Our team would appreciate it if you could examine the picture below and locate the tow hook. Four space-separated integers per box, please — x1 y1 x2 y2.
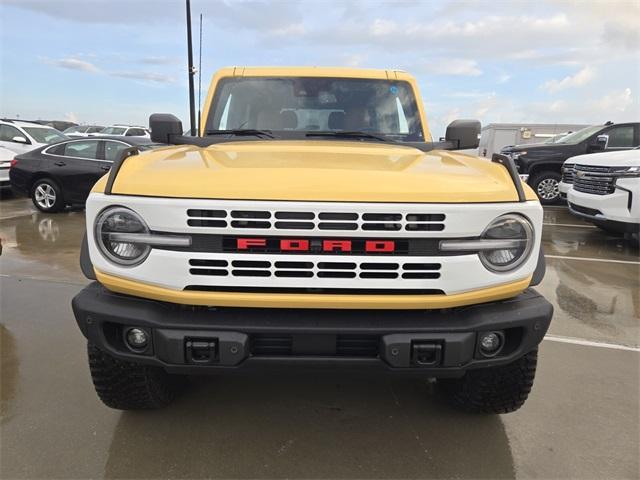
185 339 217 364
411 342 443 366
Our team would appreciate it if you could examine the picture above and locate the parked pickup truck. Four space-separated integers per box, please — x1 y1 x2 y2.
72 67 552 413
566 149 640 240
502 122 640 204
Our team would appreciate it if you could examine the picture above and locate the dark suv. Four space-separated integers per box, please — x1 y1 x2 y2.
501 122 640 204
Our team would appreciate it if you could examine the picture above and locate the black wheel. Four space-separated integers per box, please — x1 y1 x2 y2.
87 343 178 410
530 171 562 205
439 349 538 414
31 178 65 213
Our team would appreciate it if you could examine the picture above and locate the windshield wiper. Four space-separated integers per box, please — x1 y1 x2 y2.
206 129 276 139
305 131 395 143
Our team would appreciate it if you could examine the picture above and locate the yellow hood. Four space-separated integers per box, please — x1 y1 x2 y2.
95 140 536 203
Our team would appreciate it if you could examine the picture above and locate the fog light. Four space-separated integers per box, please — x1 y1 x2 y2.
479 331 503 356
126 328 148 349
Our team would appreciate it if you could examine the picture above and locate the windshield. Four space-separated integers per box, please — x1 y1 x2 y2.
22 127 66 144
554 125 602 144
138 143 163 151
206 77 424 141
63 126 85 134
101 127 127 135
544 134 569 144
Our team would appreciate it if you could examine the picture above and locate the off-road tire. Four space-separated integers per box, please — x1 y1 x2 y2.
440 349 538 414
87 342 178 410
530 171 562 205
31 178 65 213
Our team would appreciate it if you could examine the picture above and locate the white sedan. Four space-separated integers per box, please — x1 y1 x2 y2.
0 145 14 190
0 120 67 155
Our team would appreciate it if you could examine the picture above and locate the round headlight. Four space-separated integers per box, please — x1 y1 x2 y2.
94 207 151 266
479 214 534 272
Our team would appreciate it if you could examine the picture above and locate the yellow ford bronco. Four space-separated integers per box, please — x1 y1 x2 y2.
73 67 552 412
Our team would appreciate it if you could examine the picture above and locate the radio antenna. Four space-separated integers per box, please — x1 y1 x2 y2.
185 0 196 136
198 13 203 136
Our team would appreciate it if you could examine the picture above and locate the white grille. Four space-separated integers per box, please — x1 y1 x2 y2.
186 209 445 232
189 258 441 280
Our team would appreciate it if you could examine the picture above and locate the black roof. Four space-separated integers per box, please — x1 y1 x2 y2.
88 135 155 145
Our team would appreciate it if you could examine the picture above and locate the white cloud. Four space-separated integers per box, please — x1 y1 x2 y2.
268 23 306 37
43 57 100 74
541 66 595 93
561 0 640 50
498 88 637 127
341 53 368 68
139 56 180 65
595 88 633 112
110 72 176 84
64 112 79 123
497 74 511 84
419 59 482 77
41 56 176 85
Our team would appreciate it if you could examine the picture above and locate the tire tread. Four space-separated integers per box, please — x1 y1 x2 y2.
87 343 176 410
440 349 538 414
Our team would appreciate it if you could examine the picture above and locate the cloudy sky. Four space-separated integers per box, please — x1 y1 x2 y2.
1 0 638 137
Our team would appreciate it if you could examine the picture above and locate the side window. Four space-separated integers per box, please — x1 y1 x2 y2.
64 141 99 159
606 126 635 148
395 97 409 134
88 127 103 133
0 124 24 141
104 141 129 162
126 128 145 136
47 143 66 155
218 94 233 130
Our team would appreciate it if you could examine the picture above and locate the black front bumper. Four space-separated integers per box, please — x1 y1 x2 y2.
72 283 553 376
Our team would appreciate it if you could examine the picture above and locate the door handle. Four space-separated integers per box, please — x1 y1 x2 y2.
54 161 66 166
100 165 110 171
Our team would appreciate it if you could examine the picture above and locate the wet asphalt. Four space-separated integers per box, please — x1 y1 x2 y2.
0 195 638 479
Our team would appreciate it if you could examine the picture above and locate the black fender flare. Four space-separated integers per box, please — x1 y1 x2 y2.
80 232 96 280
530 247 546 286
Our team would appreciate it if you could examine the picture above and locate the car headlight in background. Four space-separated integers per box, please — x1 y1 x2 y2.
95 207 152 266
504 151 526 161
440 214 534 273
612 166 640 178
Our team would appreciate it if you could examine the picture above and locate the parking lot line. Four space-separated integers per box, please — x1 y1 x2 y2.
544 334 640 352
543 222 596 228
545 254 640 265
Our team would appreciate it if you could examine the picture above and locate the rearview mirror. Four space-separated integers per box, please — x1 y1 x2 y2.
590 134 608 152
445 120 481 149
149 113 183 144
11 136 28 144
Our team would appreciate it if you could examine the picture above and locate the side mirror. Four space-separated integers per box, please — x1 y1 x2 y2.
149 113 183 144
590 134 608 152
445 119 481 149
12 136 28 144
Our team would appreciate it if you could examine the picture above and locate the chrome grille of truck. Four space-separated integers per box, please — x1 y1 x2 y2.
561 163 575 184
573 165 616 195
187 209 446 232
189 258 441 280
